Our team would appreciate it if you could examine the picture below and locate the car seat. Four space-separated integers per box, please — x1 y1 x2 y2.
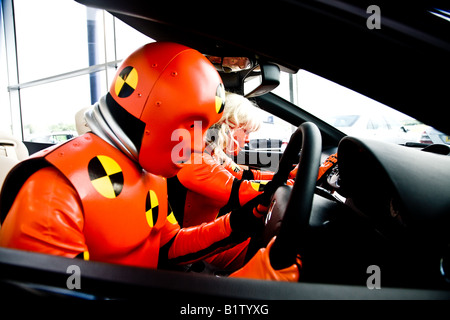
0 130 29 201
75 106 92 135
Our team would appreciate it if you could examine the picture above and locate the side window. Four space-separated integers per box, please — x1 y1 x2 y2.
6 0 153 144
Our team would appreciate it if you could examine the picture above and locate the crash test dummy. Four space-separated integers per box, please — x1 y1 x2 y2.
0 42 299 281
168 92 336 270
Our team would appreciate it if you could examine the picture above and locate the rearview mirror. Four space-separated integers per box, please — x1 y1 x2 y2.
243 63 280 98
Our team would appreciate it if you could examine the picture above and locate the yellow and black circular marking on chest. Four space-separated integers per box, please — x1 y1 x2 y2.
215 83 225 114
115 66 138 98
88 155 124 199
251 180 269 192
145 190 159 227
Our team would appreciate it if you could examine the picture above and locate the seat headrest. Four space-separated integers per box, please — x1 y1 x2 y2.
75 106 93 135
0 131 29 160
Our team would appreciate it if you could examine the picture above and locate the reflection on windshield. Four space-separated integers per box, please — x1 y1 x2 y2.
328 115 360 128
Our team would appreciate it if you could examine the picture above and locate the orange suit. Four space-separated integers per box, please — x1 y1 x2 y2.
0 133 239 268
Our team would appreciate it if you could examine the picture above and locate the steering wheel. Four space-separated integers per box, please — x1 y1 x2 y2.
263 122 322 270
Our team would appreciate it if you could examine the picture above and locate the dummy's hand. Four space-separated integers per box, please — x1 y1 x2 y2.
229 194 265 236
258 180 276 207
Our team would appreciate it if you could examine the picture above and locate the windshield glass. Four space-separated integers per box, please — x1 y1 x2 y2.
272 69 449 146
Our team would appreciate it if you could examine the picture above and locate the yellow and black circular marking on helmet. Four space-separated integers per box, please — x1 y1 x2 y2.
115 66 138 98
88 155 124 199
251 180 269 192
215 83 225 114
145 190 159 227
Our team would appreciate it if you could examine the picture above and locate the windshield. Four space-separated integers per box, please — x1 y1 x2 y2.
328 115 360 128
271 70 449 146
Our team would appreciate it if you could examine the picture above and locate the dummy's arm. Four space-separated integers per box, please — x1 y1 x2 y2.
177 153 265 209
164 203 301 282
221 159 274 180
163 195 265 266
223 158 296 184
164 214 238 265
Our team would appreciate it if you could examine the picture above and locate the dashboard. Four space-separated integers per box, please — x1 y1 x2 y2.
303 136 450 287
336 137 450 241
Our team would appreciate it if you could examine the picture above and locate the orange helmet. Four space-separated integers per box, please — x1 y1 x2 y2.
106 42 225 177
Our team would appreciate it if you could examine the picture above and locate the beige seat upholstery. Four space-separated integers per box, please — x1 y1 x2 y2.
0 130 29 195
75 106 92 135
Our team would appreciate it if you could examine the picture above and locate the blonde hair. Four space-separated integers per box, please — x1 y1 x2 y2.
206 91 261 164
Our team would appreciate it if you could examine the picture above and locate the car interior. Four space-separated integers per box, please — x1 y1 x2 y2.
1 0 450 301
